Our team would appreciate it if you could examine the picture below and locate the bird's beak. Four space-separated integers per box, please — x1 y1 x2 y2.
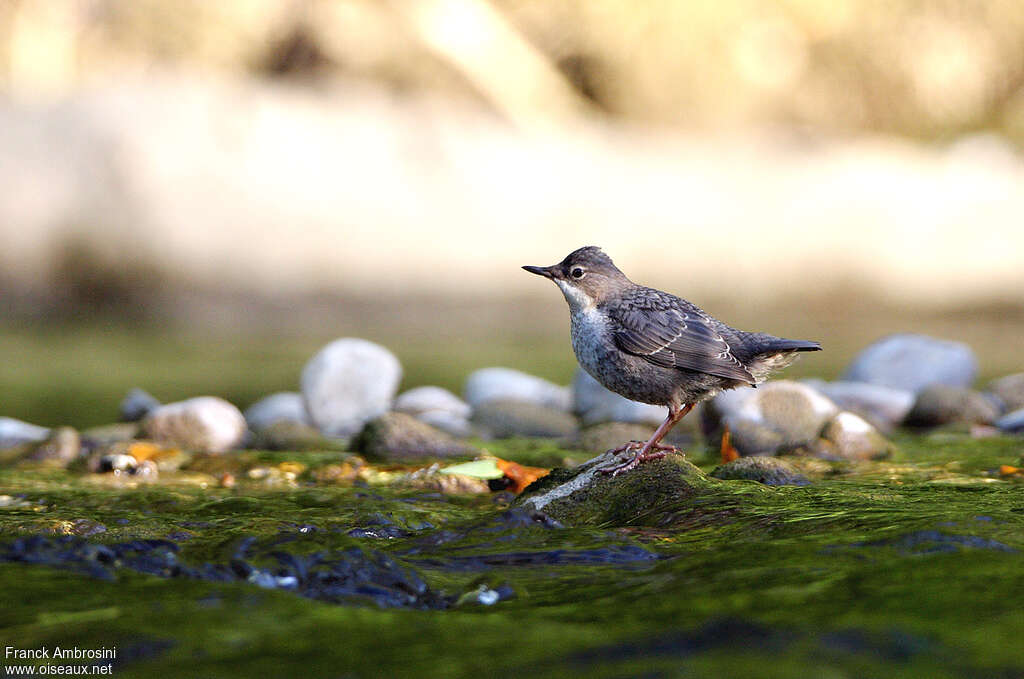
522 264 557 279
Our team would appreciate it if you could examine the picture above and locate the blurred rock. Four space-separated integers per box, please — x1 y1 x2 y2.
464 368 570 412
573 421 694 454
572 368 669 426
711 456 809 486
244 392 310 430
142 397 247 453
25 427 81 466
249 420 348 452
903 385 1000 428
471 399 578 439
842 334 977 393
995 408 1024 434
394 386 472 437
986 373 1024 413
702 381 838 456
80 423 139 450
819 412 892 460
301 338 402 437
574 422 655 454
0 417 50 449
356 412 476 462
809 380 914 433
119 388 161 422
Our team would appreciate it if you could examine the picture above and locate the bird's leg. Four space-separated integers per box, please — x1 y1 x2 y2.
599 403 694 476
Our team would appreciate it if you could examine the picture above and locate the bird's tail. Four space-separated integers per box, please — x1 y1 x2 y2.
762 338 822 353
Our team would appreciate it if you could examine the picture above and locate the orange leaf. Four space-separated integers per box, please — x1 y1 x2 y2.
720 426 740 463
495 458 550 494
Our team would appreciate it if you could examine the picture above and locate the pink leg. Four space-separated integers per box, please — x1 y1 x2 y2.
599 403 694 476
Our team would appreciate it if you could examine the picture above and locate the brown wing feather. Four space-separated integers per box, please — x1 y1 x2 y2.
606 288 755 384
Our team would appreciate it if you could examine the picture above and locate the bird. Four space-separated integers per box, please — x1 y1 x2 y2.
523 246 821 476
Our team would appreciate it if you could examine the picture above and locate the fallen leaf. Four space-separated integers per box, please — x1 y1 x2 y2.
720 427 740 463
495 459 549 494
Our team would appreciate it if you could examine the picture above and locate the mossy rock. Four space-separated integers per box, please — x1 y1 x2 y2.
515 451 735 527
710 455 810 486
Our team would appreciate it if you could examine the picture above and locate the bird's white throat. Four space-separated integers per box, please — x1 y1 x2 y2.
555 278 595 312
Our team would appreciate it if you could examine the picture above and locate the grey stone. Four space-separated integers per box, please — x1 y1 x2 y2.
572 368 667 426
574 422 657 454
394 386 470 418
301 338 402 437
81 423 139 448
811 381 914 433
702 381 839 455
244 392 310 431
903 385 1000 428
0 417 50 449
142 396 247 453
394 386 472 436
119 388 160 422
471 399 578 439
25 427 81 465
995 408 1024 433
356 412 477 462
463 368 570 412
819 412 892 460
987 373 1024 413
711 456 809 486
249 420 348 452
842 334 977 393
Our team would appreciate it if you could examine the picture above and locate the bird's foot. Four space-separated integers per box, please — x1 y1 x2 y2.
598 442 685 477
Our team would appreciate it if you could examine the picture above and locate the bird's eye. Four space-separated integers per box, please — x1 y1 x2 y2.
571 267 585 279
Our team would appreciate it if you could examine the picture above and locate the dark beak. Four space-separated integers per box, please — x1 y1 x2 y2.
522 264 556 279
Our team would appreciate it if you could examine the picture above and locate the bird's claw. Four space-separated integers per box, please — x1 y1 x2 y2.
598 442 685 476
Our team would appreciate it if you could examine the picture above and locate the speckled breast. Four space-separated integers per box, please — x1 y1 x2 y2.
569 307 678 406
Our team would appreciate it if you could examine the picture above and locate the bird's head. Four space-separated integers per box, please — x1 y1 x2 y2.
523 246 631 311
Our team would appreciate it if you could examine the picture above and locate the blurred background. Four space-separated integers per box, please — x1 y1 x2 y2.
2 0 1023 427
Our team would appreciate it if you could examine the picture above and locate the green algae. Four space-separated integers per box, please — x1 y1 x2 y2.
2 434 1024 678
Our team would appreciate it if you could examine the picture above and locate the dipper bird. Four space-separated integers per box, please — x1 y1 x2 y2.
523 246 821 476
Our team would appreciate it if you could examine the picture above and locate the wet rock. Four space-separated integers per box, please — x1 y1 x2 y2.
0 416 50 449
809 381 914 433
394 386 472 437
819 412 893 460
572 368 667 426
25 427 81 466
95 453 139 473
903 385 1000 428
842 334 977 393
995 408 1024 434
403 465 491 494
89 441 189 473
301 338 402 437
516 451 718 526
471 399 578 439
141 397 247 453
249 420 348 452
986 373 1024 413
711 456 810 486
244 392 310 430
463 368 571 412
356 412 477 462
702 381 838 456
119 388 161 422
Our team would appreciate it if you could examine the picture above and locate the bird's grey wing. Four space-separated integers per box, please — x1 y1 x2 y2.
606 291 755 384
